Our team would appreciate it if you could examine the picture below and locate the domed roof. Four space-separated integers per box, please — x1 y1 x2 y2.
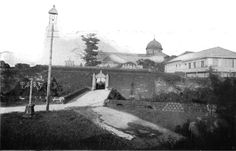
146 38 163 50
48 5 58 15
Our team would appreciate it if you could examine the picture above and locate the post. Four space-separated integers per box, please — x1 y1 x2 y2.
105 74 109 90
46 23 54 111
92 73 96 90
24 78 35 117
29 79 33 105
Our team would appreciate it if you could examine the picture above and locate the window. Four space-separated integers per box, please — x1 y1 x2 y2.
232 59 234 68
188 63 191 69
213 58 218 67
193 62 196 68
201 61 205 67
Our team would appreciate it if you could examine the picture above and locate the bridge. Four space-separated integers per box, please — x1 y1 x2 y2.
65 89 111 107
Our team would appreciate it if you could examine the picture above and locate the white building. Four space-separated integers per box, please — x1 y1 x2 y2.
165 47 236 77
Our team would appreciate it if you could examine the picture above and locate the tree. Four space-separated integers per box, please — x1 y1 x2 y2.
15 63 30 70
81 33 101 66
137 59 155 69
137 59 165 72
0 61 17 97
0 61 10 69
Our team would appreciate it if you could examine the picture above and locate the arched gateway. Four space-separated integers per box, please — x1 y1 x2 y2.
92 70 109 90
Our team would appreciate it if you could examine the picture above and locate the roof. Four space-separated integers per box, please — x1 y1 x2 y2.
49 5 58 15
122 62 137 65
168 47 236 63
98 51 167 63
146 38 163 50
179 51 194 56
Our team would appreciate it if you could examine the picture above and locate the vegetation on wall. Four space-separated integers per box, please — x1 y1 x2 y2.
0 62 63 104
137 59 165 72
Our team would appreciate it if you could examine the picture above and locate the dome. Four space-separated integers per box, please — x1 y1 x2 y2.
48 5 58 15
146 38 163 50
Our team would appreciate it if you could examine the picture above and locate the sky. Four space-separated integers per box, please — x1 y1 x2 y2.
0 0 236 64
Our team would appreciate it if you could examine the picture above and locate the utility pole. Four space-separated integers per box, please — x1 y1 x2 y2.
46 5 58 111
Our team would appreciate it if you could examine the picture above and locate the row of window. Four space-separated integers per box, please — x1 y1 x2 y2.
173 61 205 69
172 59 235 70
188 61 205 69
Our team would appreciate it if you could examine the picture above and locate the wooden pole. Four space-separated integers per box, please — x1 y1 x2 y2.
46 23 54 111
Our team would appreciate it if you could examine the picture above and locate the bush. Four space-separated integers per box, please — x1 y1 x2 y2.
173 117 235 149
108 89 126 100
15 63 30 70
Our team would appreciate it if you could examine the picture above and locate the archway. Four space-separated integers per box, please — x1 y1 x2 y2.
92 70 109 90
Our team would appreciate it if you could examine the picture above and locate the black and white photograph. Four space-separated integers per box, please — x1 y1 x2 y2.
0 0 236 150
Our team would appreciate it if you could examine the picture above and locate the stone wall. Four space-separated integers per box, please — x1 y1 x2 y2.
106 100 208 114
48 67 182 99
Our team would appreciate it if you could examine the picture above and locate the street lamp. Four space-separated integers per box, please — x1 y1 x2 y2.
46 5 58 111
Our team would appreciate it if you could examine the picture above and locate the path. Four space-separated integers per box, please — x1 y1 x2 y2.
1 89 183 148
66 89 111 107
0 89 110 114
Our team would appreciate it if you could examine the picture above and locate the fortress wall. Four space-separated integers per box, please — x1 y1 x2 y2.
49 66 181 99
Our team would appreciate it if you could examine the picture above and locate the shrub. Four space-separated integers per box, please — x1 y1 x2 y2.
173 117 235 149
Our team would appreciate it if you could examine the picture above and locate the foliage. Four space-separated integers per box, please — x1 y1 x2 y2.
164 55 177 62
165 75 236 149
172 117 235 149
151 87 215 104
209 73 236 104
2 76 63 104
0 61 10 68
31 64 48 72
107 88 126 100
14 63 30 70
81 33 101 66
0 61 18 95
136 59 165 72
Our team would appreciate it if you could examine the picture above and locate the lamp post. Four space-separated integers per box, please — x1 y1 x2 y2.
23 78 35 117
46 5 58 111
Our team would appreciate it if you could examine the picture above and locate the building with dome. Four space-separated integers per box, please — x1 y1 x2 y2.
97 38 168 69
146 38 163 55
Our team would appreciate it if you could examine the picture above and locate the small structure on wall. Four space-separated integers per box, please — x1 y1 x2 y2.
92 70 109 90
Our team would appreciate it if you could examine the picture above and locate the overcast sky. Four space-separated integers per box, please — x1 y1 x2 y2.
0 0 236 63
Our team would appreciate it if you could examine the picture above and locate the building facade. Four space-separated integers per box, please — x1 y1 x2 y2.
165 47 236 77
97 38 168 69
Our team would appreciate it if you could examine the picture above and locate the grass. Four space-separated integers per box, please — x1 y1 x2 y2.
107 100 206 131
0 110 133 150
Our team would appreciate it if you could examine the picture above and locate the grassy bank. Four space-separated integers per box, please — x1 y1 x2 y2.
0 110 133 150
106 100 206 131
